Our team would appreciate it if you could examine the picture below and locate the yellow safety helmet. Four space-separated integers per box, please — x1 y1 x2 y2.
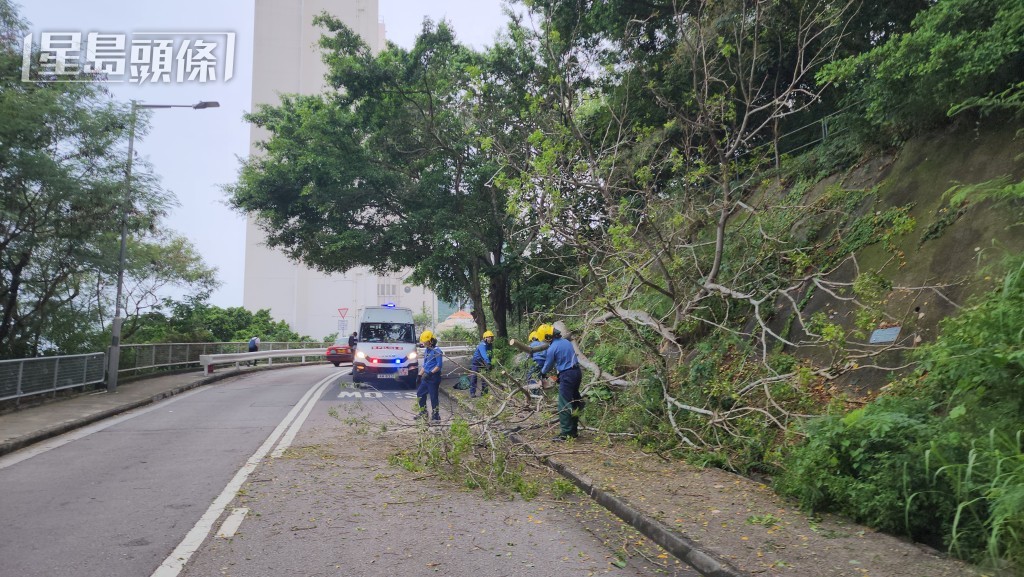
482 330 495 339
536 324 554 340
528 331 538 342
419 330 435 343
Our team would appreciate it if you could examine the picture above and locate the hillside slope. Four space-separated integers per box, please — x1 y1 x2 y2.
781 120 1023 396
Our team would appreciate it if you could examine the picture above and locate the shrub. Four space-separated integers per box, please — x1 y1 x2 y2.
779 256 1024 568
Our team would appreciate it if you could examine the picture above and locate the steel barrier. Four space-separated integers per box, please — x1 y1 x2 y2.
0 341 472 404
0 353 106 402
116 342 330 375
199 348 328 374
200 343 474 375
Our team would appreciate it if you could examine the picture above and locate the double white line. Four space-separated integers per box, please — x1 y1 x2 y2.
151 373 339 577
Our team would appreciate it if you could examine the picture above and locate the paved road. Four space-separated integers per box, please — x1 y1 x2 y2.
0 365 686 577
180 369 683 577
0 365 342 577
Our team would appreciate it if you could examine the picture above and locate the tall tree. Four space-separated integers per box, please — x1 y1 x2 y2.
507 0 863 447
230 16 532 337
820 0 1024 141
0 0 219 356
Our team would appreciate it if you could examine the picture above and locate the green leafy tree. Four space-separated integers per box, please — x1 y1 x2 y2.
0 0 220 356
130 298 314 344
118 233 219 341
501 0 864 451
230 15 537 337
1 5 129 356
820 0 1024 141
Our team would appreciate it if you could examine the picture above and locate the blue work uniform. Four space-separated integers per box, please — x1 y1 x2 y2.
541 336 582 439
417 344 444 420
248 337 260 366
469 340 492 396
528 338 546 380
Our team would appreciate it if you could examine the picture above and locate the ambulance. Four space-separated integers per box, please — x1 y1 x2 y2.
351 304 419 386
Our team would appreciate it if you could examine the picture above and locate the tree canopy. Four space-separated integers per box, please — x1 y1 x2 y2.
231 15 545 337
0 0 218 357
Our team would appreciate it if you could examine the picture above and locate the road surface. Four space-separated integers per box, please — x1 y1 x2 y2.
0 364 690 576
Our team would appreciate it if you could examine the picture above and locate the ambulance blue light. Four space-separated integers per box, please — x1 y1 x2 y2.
382 302 396 308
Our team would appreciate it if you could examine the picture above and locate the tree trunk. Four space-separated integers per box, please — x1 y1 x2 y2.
488 269 510 338
468 261 486 336
470 291 486 337
0 252 30 357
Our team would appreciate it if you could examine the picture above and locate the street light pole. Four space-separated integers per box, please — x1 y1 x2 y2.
106 100 220 392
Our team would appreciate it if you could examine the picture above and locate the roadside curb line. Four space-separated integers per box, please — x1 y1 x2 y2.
533 440 748 577
440 383 749 577
0 371 235 458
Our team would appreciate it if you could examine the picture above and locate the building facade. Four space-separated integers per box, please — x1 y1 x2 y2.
244 0 438 339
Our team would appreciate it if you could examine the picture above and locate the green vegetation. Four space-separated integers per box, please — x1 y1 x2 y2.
778 258 1024 566
746 514 781 527
391 417 538 499
129 298 316 344
551 478 579 499
0 0 220 357
821 0 1024 142
4 0 1022 568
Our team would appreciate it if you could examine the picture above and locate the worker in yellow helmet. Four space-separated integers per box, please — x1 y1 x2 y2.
539 324 582 441
527 329 546 381
469 329 495 397
415 330 443 421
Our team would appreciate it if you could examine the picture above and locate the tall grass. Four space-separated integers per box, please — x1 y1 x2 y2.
779 257 1024 570
921 431 1024 569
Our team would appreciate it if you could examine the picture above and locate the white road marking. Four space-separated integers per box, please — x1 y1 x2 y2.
216 508 249 539
151 373 338 577
337 390 417 399
0 388 208 470
271 374 336 458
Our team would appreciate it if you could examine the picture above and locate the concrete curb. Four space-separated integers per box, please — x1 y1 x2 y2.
1 369 247 458
439 382 749 577
537 443 749 577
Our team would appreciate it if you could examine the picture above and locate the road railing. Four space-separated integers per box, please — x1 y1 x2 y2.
117 341 329 376
0 341 477 404
0 353 106 403
440 344 472 355
197 343 474 375
199 348 328 375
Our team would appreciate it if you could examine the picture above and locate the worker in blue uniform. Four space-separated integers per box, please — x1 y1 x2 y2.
416 330 444 422
469 330 494 397
539 324 582 441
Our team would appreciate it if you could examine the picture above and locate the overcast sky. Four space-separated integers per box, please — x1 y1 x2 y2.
20 0 512 308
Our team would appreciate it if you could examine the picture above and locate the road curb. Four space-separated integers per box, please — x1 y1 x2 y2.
439 382 749 577
538 444 749 577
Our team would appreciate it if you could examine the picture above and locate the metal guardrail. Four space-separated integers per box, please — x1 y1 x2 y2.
116 341 329 375
200 343 474 375
0 353 106 402
0 341 474 404
0 342 329 404
199 348 328 374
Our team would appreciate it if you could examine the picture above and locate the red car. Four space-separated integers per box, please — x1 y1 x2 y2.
326 339 354 366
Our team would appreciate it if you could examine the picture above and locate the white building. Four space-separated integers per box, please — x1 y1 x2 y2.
244 0 438 339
